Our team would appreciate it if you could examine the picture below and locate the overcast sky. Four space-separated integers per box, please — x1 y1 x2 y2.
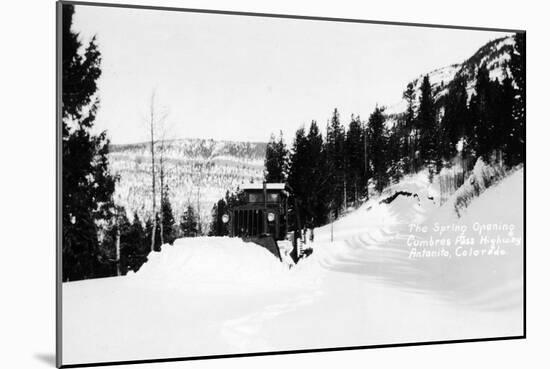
72 5 511 144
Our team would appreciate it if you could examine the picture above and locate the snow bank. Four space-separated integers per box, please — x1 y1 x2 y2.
314 169 439 244
130 237 311 294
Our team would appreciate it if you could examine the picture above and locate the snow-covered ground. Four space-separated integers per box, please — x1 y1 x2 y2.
62 168 524 366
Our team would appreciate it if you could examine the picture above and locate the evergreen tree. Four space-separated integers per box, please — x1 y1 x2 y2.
123 213 148 272
264 131 289 183
160 185 176 245
416 75 439 177
288 123 331 229
62 4 117 281
366 106 389 192
345 115 365 205
440 75 469 160
470 64 503 161
287 126 309 228
208 202 219 237
491 75 513 164
325 109 347 217
501 74 519 166
125 213 143 245
470 65 490 159
305 121 331 227
402 82 417 172
181 205 199 237
386 120 406 183
507 32 526 165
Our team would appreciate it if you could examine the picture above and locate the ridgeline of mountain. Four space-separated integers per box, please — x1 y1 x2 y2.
386 35 515 116
109 138 267 231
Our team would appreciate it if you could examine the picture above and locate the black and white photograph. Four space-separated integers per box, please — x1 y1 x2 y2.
58 1 525 367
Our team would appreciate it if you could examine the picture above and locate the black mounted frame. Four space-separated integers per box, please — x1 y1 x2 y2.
56 1 526 367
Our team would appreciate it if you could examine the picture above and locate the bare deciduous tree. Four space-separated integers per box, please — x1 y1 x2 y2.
146 91 169 252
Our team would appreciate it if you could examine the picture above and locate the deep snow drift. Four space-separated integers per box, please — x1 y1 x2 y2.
62 168 524 365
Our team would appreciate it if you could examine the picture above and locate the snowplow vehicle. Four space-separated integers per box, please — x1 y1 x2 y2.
223 182 301 263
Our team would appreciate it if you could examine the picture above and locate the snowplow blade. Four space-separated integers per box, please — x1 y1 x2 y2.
244 235 282 261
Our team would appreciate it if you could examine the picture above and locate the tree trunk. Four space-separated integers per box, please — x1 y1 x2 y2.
196 180 201 236
159 152 165 246
343 176 347 210
150 94 157 252
363 126 369 201
116 226 121 276
354 181 358 207
115 217 121 276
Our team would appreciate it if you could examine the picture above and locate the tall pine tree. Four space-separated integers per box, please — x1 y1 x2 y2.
288 123 332 229
62 4 117 281
264 131 289 183
305 121 331 227
501 74 519 166
402 82 417 173
345 115 365 205
470 64 504 161
386 120 406 183
507 32 526 165
416 75 439 177
440 75 469 161
367 106 388 192
325 109 347 217
124 213 148 272
160 185 176 245
287 127 309 229
181 205 199 237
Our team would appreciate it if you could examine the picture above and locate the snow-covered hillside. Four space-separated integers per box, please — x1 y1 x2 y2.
109 138 266 230
385 35 515 116
63 168 523 365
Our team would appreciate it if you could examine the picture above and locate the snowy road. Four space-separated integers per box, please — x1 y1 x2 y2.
62 169 524 365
